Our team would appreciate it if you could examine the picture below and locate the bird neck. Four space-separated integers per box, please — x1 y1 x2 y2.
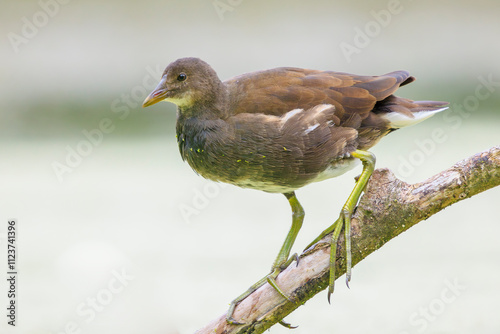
177 81 229 120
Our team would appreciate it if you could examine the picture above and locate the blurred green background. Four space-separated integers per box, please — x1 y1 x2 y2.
1 0 499 333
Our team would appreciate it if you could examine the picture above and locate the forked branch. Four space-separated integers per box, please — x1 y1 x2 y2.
195 146 500 334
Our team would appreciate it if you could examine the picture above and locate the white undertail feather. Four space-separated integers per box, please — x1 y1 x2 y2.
382 107 448 129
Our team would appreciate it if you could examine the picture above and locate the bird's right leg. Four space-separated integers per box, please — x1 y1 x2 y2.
226 192 304 325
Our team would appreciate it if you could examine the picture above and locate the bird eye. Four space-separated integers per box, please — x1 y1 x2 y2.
177 73 187 81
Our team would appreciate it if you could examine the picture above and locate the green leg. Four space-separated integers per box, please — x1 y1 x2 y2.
226 191 305 325
304 150 375 302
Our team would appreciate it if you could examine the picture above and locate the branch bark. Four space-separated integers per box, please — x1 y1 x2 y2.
195 146 500 334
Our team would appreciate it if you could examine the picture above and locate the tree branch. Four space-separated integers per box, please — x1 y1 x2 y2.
195 146 500 334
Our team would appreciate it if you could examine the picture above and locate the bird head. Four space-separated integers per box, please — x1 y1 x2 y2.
142 57 223 110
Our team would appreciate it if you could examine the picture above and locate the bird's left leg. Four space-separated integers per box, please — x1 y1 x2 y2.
305 150 375 302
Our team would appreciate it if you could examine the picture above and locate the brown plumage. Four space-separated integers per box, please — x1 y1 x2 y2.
143 57 447 193
142 57 448 323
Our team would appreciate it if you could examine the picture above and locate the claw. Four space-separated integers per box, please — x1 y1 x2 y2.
226 301 245 325
319 150 375 303
224 151 376 324
267 273 294 303
226 316 244 326
279 319 299 329
226 254 298 325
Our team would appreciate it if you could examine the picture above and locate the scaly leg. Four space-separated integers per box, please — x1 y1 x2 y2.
226 191 304 325
304 150 375 302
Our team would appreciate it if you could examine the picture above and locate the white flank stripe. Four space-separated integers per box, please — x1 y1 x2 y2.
281 108 304 123
304 123 320 134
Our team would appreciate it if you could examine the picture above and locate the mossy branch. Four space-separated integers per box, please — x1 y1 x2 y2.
195 146 500 334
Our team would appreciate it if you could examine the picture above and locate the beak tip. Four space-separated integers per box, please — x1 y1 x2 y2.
142 95 158 108
142 75 169 109
142 76 168 109
142 89 167 108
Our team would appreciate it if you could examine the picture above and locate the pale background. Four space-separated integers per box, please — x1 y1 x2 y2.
1 0 499 333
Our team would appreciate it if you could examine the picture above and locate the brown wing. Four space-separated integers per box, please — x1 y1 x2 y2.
225 67 413 123
207 104 359 192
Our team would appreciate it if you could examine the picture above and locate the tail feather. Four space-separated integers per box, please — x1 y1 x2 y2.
376 96 449 129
